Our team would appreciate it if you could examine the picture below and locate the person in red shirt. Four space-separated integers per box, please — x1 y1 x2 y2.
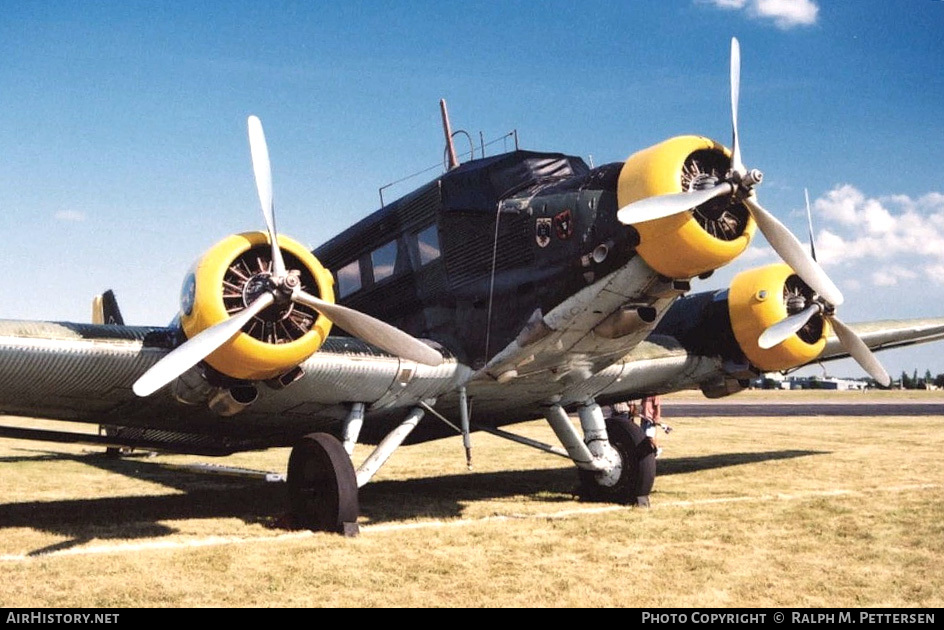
639 395 671 457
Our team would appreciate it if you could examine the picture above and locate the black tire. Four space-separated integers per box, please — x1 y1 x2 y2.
287 433 360 535
577 416 656 505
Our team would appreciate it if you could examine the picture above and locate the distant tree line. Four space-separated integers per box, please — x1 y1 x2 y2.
899 369 944 389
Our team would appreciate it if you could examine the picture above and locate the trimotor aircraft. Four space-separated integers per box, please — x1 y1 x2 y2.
2 39 943 535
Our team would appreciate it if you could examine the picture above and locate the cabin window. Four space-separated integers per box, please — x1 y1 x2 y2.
337 260 362 297
371 241 399 283
416 224 441 266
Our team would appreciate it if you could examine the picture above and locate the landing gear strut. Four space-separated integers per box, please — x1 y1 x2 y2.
287 433 360 536
577 416 656 506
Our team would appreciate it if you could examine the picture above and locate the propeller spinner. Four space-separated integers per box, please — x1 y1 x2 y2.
133 117 443 397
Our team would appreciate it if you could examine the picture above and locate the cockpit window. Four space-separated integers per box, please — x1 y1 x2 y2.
336 260 362 297
416 224 441 266
371 241 399 283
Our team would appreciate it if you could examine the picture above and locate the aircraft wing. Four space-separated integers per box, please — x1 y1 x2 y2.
0 319 466 454
817 318 944 364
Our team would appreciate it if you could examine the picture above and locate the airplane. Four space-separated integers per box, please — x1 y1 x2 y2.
2 38 943 536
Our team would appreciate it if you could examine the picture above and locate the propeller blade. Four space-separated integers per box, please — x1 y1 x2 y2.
829 315 892 387
804 188 817 261
247 116 287 278
292 289 443 366
744 195 844 306
133 292 276 397
730 37 743 176
616 182 734 225
758 304 821 350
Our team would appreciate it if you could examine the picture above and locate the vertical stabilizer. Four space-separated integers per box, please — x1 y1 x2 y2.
92 289 125 325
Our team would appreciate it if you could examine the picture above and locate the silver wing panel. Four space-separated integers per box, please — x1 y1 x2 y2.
820 318 944 362
456 335 720 427
0 321 168 419
5 314 941 449
0 320 466 444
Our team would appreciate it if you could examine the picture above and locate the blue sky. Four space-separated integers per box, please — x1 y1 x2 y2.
1 1 943 378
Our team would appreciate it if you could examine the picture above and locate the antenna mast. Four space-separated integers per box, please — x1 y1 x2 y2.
440 99 459 170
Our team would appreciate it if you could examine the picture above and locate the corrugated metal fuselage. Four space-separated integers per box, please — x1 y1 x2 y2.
315 151 636 370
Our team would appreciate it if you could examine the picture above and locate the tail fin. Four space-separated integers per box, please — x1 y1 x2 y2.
91 290 125 325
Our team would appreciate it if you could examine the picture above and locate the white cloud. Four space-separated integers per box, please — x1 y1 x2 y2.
738 244 776 262
923 264 944 285
817 184 862 225
54 210 86 222
872 266 917 287
812 185 944 289
701 0 819 29
843 278 862 292
753 0 818 28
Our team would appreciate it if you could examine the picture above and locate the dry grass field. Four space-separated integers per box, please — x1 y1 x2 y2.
1 390 942 607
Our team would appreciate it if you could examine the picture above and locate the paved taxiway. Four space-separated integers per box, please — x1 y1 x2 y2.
662 399 944 417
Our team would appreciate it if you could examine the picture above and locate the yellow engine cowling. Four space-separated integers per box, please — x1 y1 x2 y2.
178 231 335 381
728 263 829 372
617 135 756 279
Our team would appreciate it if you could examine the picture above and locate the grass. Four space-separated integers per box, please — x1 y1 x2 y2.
0 390 942 607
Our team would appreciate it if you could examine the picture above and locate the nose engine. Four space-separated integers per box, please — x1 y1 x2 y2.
179 231 335 382
617 135 756 279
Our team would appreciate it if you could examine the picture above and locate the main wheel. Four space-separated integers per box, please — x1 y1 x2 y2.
577 416 656 505
287 433 360 535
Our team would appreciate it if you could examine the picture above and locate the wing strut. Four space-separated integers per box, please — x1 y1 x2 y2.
355 405 427 488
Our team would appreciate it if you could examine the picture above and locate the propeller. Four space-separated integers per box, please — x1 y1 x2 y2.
133 116 443 397
247 115 286 279
730 37 743 176
615 37 845 309
804 188 817 261
291 289 443 366
613 38 887 385
757 194 891 387
757 292 891 387
758 303 820 350
743 195 843 306
133 293 275 397
830 316 891 387
616 182 733 225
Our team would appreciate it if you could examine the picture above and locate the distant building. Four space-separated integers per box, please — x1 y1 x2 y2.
784 376 867 391
749 375 870 390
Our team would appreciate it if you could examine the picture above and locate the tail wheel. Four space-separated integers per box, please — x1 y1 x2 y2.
578 417 656 505
287 433 359 535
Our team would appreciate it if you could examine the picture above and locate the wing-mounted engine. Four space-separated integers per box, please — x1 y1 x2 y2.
131 116 442 400
727 263 829 372
617 135 756 279
179 231 335 382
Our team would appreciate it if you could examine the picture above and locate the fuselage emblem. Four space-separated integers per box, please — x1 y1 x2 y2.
554 209 573 240
535 218 552 247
